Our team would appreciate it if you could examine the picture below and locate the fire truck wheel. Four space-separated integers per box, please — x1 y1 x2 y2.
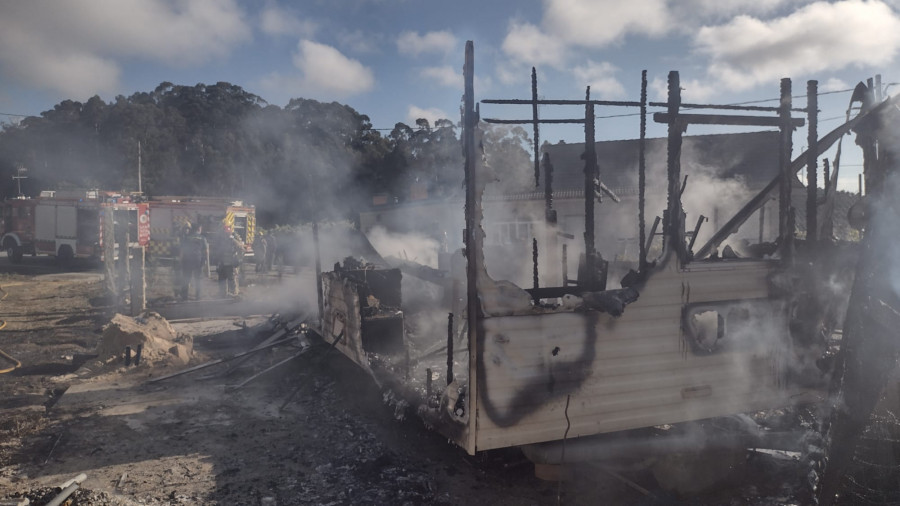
6 246 21 264
57 245 74 266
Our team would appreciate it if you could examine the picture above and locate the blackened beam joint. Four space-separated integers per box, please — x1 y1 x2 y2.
653 112 805 127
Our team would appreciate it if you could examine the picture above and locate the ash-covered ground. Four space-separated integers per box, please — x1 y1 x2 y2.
0 257 895 505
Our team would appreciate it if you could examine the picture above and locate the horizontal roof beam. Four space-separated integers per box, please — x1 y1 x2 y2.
482 118 586 125
648 101 808 113
482 99 641 107
653 112 805 127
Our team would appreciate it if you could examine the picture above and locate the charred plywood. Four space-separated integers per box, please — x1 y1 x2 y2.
322 268 405 368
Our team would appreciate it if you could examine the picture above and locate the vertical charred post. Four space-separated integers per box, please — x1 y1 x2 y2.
638 70 648 273
583 87 597 289
447 312 454 385
758 204 766 244
532 67 540 188
532 238 539 295
543 153 554 223
462 40 478 453
562 243 568 286
665 72 684 260
807 80 818 243
778 78 794 262
313 220 324 331
861 78 879 193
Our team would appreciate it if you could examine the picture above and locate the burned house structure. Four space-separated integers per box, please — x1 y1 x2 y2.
314 42 900 499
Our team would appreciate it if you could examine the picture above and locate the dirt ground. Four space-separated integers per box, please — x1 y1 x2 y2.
0 256 862 505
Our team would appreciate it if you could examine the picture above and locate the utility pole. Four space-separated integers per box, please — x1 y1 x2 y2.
137 141 142 195
12 166 27 199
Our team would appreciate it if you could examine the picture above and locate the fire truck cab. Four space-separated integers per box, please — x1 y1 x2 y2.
0 197 37 263
146 196 255 259
1 190 141 263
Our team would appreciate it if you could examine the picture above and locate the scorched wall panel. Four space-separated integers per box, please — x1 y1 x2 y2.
473 258 800 451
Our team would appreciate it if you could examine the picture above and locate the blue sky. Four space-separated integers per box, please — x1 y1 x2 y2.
0 0 898 191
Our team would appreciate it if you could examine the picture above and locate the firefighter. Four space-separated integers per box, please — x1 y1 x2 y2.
254 231 268 273
178 223 208 300
211 225 244 297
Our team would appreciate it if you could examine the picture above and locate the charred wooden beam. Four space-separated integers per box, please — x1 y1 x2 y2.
532 68 540 187
646 216 661 257
447 312 454 385
583 86 598 289
778 78 794 263
639 70 648 273
664 71 685 260
649 101 808 113
653 112 804 127
482 118 586 125
806 80 818 243
543 153 555 223
462 40 479 454
482 99 641 107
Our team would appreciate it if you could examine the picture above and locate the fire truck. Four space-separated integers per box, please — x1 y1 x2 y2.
145 196 255 259
0 190 144 263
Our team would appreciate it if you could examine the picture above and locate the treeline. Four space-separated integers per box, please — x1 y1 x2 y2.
0 82 531 226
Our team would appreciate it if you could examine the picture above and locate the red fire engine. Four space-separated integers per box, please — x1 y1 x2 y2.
0 190 146 263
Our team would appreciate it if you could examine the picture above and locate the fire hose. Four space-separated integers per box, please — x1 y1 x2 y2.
0 286 20 374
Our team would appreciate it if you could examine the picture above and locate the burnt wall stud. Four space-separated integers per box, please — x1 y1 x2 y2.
778 78 794 261
447 312 454 385
532 67 540 187
665 71 685 260
638 70 648 273
807 80 818 243
583 86 597 289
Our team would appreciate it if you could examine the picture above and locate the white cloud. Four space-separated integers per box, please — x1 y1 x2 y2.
263 40 375 100
679 0 799 19
260 3 316 38
338 30 385 54
821 77 851 92
695 1 900 91
571 61 625 98
421 66 460 88
543 0 669 47
407 105 450 126
501 22 568 67
397 30 457 57
649 76 718 102
0 0 250 99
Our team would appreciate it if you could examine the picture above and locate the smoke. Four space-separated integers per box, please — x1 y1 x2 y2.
870 107 900 301
681 165 755 250
367 226 441 268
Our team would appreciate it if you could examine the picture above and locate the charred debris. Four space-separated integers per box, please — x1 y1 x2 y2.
290 42 900 500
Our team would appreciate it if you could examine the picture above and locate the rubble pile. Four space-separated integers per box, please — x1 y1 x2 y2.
96 312 192 367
